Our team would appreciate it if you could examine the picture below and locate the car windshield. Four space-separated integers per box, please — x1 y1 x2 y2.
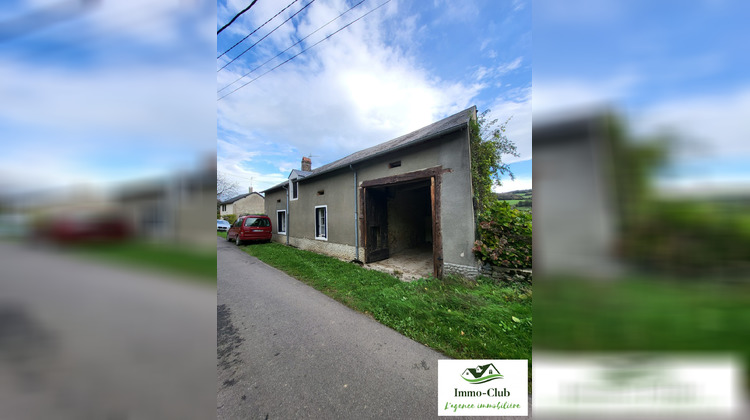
217 220 230 225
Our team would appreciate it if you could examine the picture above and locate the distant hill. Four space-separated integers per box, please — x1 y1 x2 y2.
495 189 532 200
495 189 532 210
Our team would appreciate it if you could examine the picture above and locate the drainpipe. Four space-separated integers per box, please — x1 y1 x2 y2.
349 164 360 262
282 184 290 246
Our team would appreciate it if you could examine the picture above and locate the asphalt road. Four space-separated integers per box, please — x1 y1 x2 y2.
0 241 216 419
217 237 531 419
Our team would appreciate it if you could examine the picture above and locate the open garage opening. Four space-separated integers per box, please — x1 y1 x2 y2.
363 178 438 280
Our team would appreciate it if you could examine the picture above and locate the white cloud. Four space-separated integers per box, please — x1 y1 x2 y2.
497 57 523 74
493 176 532 193
0 1 215 195
635 87 750 160
473 57 523 81
532 73 638 117
218 0 484 169
488 86 532 162
0 61 214 148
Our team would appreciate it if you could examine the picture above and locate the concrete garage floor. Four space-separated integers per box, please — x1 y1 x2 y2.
365 247 433 281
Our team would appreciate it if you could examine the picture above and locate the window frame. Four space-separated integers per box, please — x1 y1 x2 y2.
314 205 328 241
290 179 299 201
276 210 286 235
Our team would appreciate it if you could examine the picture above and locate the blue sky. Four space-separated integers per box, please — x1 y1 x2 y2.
534 0 750 194
217 0 531 195
0 1 215 197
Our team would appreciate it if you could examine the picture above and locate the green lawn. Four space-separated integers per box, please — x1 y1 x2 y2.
240 242 532 362
72 240 216 285
218 231 227 239
534 276 750 386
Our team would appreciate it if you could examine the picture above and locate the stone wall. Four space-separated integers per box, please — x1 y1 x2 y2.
479 264 532 284
444 262 480 279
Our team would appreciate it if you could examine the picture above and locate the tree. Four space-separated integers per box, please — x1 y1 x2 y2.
469 109 519 214
217 172 239 201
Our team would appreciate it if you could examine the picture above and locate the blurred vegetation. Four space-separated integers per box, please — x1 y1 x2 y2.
605 114 750 279
623 199 750 277
535 276 750 387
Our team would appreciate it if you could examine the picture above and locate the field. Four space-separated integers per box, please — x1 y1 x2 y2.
496 189 531 211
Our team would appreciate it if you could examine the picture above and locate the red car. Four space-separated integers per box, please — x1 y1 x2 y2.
226 215 272 245
34 212 132 244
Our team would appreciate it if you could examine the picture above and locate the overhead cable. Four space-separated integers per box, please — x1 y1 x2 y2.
218 0 391 100
218 0 316 71
217 0 299 59
217 0 259 35
218 0 367 93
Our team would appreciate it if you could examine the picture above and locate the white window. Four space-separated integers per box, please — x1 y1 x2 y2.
314 205 327 240
276 210 286 235
290 180 298 200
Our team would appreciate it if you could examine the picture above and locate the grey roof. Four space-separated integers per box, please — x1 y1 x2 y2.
221 191 262 205
290 169 313 179
264 106 475 193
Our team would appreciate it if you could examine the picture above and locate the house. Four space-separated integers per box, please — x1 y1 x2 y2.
263 106 480 279
463 363 501 379
219 188 265 217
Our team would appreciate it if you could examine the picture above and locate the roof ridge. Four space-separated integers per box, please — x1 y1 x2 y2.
305 106 475 179
263 106 476 192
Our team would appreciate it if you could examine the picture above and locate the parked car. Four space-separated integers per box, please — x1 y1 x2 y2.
226 215 272 245
217 219 230 232
34 211 132 244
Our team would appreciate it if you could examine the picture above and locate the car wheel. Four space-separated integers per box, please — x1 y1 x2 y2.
235 235 242 246
226 232 232 241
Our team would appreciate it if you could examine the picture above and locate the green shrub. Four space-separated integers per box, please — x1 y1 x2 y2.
222 214 237 225
515 199 532 208
473 201 532 268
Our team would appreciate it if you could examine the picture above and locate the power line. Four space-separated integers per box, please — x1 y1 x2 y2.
217 0 259 35
218 0 367 94
217 0 316 72
218 0 391 101
217 0 299 59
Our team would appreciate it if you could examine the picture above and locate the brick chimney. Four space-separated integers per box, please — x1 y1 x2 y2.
301 156 312 172
248 186 253 193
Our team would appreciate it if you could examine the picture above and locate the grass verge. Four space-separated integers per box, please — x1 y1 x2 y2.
240 242 531 362
72 240 216 285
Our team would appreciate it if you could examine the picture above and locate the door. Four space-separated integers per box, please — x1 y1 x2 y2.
364 187 389 262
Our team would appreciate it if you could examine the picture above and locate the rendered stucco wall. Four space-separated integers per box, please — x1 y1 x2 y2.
264 126 478 276
232 193 265 216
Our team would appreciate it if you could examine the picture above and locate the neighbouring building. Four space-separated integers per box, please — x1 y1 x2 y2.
263 106 480 278
219 188 265 217
117 164 217 247
533 111 620 277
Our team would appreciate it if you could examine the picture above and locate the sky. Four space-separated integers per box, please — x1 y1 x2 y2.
0 0 216 199
534 0 750 195
216 0 532 196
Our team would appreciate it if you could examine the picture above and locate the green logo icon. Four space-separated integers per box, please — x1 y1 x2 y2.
461 363 503 384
